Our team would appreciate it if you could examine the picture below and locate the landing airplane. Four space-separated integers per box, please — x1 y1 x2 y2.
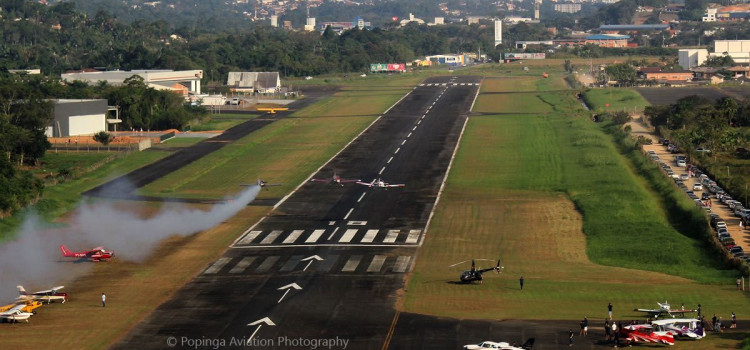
633 301 696 319
450 259 503 284
356 178 405 189
310 173 360 186
17 285 68 304
256 107 289 114
0 305 34 323
619 324 675 346
464 338 534 350
651 318 706 340
60 245 114 262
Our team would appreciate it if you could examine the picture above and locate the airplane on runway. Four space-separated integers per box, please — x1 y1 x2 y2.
256 107 289 114
310 173 361 186
0 305 34 323
618 324 675 346
60 245 114 262
633 301 696 319
450 259 503 284
651 318 706 339
356 178 405 189
17 285 68 304
464 338 535 350
243 179 283 190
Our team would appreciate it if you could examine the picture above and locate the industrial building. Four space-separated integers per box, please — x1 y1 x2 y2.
425 54 471 66
712 40 750 64
226 72 281 93
584 34 630 48
318 17 371 34
554 3 582 13
678 49 709 70
61 70 203 95
46 99 109 138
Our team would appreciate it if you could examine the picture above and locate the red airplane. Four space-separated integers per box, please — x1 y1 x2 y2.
310 173 361 186
619 324 675 346
59 245 114 262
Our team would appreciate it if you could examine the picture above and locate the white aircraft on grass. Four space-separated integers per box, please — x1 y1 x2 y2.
356 178 405 189
17 285 68 304
464 338 534 350
633 301 696 319
0 305 33 323
651 318 706 339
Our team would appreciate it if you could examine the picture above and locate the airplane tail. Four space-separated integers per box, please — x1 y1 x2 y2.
16 286 27 295
59 245 73 257
521 338 535 350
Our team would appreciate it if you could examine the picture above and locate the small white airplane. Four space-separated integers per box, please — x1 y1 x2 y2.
464 338 534 350
651 318 706 339
241 179 282 190
633 301 696 319
17 285 68 304
356 178 405 189
310 173 360 186
0 305 34 323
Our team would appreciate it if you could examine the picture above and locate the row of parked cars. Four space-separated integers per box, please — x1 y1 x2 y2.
648 141 750 265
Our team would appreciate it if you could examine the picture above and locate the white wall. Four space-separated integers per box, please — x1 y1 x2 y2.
68 114 106 136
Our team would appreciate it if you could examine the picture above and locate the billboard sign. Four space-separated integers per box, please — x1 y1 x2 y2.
370 63 406 72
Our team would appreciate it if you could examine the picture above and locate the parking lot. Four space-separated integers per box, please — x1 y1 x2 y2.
630 120 750 264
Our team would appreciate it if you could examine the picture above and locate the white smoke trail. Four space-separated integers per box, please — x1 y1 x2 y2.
0 185 260 302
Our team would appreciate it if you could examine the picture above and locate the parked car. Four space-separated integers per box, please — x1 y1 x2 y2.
693 183 703 191
716 221 727 229
696 148 711 153
680 173 689 180
702 192 711 200
677 159 687 167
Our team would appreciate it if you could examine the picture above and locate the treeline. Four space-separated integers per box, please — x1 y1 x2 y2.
0 72 204 214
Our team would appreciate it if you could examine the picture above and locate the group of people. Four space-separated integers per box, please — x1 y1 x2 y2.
710 312 738 331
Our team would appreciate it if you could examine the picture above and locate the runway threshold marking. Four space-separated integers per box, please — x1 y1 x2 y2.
237 231 262 245
260 230 282 244
357 192 366 202
392 256 411 273
361 229 378 243
204 257 232 274
280 255 303 272
405 230 421 244
229 257 257 274
367 255 387 272
306 229 325 243
283 230 303 244
342 255 362 272
383 230 399 243
339 229 357 243
343 208 354 220
381 311 401 350
256 256 280 273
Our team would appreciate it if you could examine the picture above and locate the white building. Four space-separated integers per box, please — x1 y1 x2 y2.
61 70 203 95
271 15 278 27
712 40 750 64
47 99 108 138
554 3 582 13
494 20 503 46
703 8 717 22
305 17 316 31
678 49 708 69
399 13 425 26
227 72 281 93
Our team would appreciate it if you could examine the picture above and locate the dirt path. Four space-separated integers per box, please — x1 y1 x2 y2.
627 118 750 256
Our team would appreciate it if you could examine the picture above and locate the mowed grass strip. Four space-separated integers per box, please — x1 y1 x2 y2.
582 88 650 113
138 86 407 199
405 78 749 324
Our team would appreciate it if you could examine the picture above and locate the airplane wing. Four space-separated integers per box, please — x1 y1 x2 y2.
310 178 333 183
356 181 374 187
338 178 361 183
385 184 405 188
633 308 662 315
35 286 64 295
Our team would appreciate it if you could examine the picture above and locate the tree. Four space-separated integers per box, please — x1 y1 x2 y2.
605 63 637 83
93 131 114 146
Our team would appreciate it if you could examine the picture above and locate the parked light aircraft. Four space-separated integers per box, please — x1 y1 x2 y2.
463 338 534 350
310 173 360 186
619 324 675 346
0 300 42 314
651 318 706 340
633 301 696 319
449 259 503 284
60 245 114 262
256 107 288 114
356 178 405 189
0 305 34 323
17 285 68 304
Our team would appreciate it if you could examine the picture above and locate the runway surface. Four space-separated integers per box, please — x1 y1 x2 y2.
112 76 484 349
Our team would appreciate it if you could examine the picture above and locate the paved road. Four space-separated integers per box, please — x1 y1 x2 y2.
112 76 482 350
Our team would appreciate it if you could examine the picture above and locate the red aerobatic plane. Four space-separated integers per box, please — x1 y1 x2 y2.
59 245 114 262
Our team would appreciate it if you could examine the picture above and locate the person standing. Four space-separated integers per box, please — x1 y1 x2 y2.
731 312 737 329
605 320 611 341
520 276 524 290
569 329 574 346
737 278 742 291
608 302 613 320
101 293 106 307
697 304 702 318
583 317 589 336
612 323 619 348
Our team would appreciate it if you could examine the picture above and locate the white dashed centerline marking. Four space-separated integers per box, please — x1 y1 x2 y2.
401 140 406 145
395 147 400 154
379 166 386 175
407 132 412 138
412 126 417 131
417 120 421 125
387 156 393 164
343 208 354 220
357 192 366 202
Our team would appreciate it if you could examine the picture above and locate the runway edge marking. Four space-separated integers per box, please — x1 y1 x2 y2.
231 85 418 248
421 79 481 246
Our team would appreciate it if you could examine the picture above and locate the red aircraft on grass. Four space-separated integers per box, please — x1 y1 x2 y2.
619 324 675 346
310 173 361 186
59 245 114 262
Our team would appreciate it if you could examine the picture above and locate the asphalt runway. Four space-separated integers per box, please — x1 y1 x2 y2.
84 86 338 200
112 76 486 349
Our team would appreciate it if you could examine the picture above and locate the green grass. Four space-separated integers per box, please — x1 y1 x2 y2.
30 152 116 177
189 113 260 131
157 137 204 148
405 73 749 325
582 88 650 113
0 150 170 239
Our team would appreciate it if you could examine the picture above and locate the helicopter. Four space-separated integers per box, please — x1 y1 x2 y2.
450 259 503 284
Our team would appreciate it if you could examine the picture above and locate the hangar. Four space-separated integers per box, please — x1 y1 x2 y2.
226 72 281 93
46 99 109 138
61 69 203 95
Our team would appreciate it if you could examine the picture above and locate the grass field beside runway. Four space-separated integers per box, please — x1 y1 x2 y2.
582 88 650 113
189 113 261 131
404 75 750 337
138 85 409 199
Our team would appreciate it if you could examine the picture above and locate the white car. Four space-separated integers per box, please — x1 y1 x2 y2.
693 183 703 191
